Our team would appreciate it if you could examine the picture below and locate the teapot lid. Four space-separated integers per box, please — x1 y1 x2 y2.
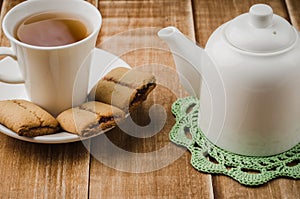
224 4 297 53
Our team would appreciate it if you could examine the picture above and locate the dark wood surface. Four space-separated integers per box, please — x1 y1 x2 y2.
0 0 299 198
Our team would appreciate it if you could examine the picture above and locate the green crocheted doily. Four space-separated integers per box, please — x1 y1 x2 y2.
170 96 300 186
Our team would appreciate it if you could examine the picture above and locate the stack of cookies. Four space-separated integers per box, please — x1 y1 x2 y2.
0 67 156 137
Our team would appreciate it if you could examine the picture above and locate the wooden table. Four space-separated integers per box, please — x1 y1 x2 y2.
0 0 299 198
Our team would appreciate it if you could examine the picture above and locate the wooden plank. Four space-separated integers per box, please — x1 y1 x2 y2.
0 0 21 47
86 0 98 8
0 140 91 199
89 0 214 198
286 0 300 30
193 0 300 198
0 1 93 198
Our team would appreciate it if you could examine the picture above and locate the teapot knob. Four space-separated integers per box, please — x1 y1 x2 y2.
249 4 273 28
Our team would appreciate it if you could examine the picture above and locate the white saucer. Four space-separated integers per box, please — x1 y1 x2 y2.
0 48 130 144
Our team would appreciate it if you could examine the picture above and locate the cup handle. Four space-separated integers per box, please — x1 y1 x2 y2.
0 47 24 84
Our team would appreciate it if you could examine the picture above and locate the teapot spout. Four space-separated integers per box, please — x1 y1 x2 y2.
158 26 203 97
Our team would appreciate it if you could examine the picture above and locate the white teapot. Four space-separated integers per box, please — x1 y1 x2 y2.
158 4 300 156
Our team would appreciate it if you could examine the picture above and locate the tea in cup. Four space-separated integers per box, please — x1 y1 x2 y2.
0 0 102 116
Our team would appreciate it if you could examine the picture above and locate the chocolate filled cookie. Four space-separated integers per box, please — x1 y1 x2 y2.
57 101 125 137
0 99 60 137
88 67 156 112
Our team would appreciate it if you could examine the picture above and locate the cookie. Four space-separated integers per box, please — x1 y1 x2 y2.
88 67 156 112
0 99 60 137
57 101 125 137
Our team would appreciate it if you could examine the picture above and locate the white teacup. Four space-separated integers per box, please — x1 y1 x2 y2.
0 0 102 116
